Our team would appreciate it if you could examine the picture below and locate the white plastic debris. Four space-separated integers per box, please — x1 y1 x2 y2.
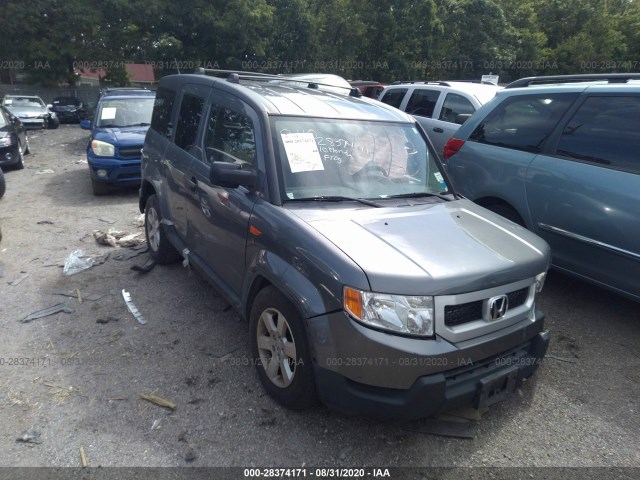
63 250 95 276
121 289 147 325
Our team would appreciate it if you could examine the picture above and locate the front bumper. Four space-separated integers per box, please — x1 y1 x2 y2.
18 118 46 129
308 308 549 420
88 155 141 186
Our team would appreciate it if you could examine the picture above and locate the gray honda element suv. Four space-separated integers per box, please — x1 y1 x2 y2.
139 70 551 419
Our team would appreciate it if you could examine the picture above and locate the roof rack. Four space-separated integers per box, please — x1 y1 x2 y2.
506 73 640 89
391 80 451 86
194 68 362 97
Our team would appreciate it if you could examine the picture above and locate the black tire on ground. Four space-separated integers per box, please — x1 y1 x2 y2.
47 116 60 129
487 203 526 228
91 178 109 196
250 286 317 410
144 194 181 264
24 136 30 155
14 141 25 170
0 169 5 198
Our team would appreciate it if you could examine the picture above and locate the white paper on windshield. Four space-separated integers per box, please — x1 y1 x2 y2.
4 99 12 105
101 107 117 120
281 132 324 173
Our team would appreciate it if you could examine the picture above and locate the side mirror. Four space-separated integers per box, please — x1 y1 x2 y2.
210 162 257 189
80 119 92 130
455 114 472 125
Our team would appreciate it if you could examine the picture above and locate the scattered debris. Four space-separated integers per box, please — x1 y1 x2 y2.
52 291 105 302
19 303 74 323
76 288 82 303
546 355 578 364
131 256 156 273
258 417 277 427
16 430 42 444
80 445 88 467
63 249 95 276
138 393 176 411
113 244 147 261
151 419 161 430
94 229 145 248
122 289 146 325
97 218 116 224
8 272 30 286
44 383 80 403
184 448 197 463
205 348 239 359
134 213 145 227
96 316 119 324
37 220 54 225
35 169 55 175
402 418 477 439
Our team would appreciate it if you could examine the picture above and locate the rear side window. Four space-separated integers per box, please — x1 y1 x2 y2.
439 93 475 123
174 93 205 151
470 93 577 153
555 96 640 174
379 88 407 108
405 89 440 118
150 87 176 134
204 106 256 166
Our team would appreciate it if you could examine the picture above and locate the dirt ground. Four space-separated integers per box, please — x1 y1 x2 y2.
0 126 639 476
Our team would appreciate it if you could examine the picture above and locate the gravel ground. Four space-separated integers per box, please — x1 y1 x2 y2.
0 126 638 478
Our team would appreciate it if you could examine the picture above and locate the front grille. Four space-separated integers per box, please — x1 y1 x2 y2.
507 287 529 309
118 146 142 159
444 287 530 328
445 300 482 327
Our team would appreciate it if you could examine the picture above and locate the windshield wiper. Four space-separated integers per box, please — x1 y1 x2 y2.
291 195 383 207
123 123 150 127
387 191 454 201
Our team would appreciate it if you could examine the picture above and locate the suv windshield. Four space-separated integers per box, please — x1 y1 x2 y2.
273 118 449 200
95 97 155 128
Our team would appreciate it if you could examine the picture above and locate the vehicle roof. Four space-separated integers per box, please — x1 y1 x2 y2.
159 73 414 122
495 82 640 99
3 95 43 99
100 88 155 99
383 81 502 104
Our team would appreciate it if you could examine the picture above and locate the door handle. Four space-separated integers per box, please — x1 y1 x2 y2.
188 176 198 192
433 127 444 133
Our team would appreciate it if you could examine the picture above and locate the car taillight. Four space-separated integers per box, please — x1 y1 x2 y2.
443 138 465 160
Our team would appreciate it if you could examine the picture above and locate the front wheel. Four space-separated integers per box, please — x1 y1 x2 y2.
0 169 5 198
144 194 181 264
250 286 317 410
14 141 25 170
47 116 60 129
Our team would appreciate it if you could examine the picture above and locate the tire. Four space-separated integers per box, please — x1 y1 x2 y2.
24 135 30 155
144 194 181 264
47 116 60 129
487 203 525 227
91 178 110 196
0 169 5 199
250 286 317 410
14 141 25 170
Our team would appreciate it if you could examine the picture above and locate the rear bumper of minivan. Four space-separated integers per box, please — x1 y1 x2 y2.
309 310 549 420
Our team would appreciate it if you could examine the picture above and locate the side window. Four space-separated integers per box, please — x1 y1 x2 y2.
150 87 176 134
379 88 407 108
438 93 475 123
174 93 205 152
556 96 640 174
204 105 256 166
470 93 578 153
405 89 440 117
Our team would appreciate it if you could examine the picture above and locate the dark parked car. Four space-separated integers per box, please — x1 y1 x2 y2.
50 96 84 123
80 88 155 195
1 95 59 129
139 69 551 419
0 105 29 170
444 73 640 302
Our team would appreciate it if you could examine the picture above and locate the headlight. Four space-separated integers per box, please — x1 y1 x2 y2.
535 272 547 293
91 140 115 157
344 286 434 337
0 137 12 147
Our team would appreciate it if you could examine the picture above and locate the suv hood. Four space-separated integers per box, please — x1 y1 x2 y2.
93 126 149 146
289 199 549 295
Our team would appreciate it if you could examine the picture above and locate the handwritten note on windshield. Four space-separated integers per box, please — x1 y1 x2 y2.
281 132 324 173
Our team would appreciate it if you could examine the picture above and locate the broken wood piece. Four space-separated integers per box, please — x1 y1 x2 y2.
76 289 82 303
138 393 176 410
80 445 88 467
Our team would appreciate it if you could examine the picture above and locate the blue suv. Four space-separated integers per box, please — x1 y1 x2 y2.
444 74 640 302
81 88 155 195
